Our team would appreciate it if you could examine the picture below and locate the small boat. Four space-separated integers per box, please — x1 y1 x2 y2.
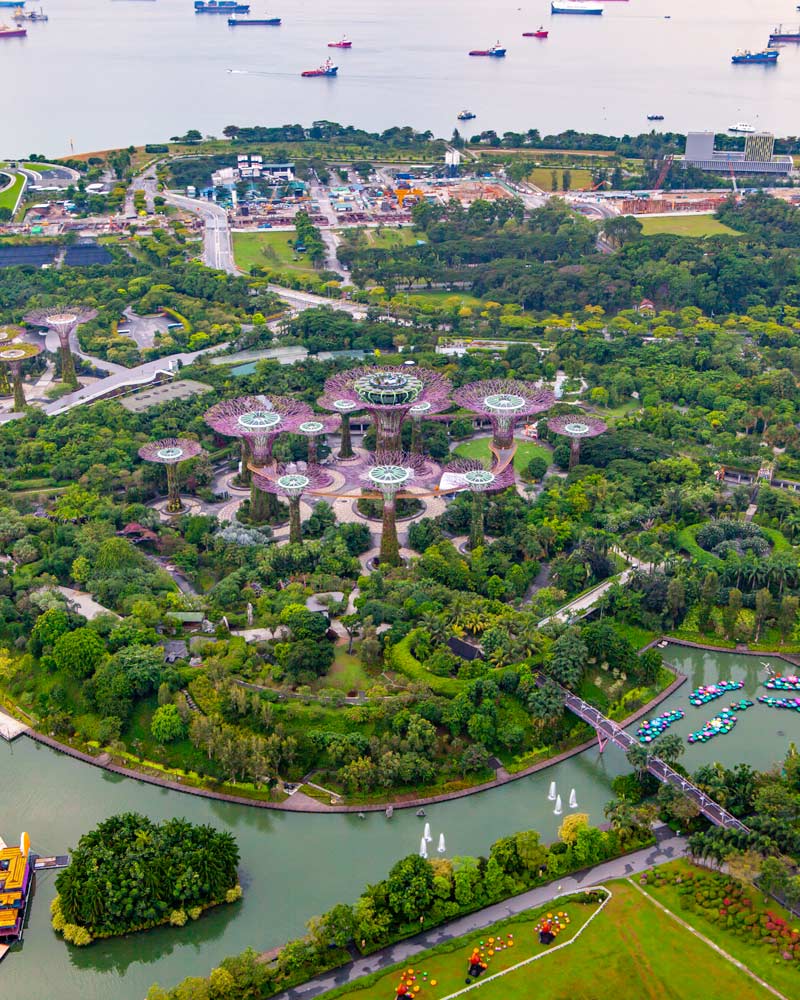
227 15 280 24
301 57 338 77
769 25 800 43
522 27 549 38
551 1 603 14
0 22 26 35
457 109 476 120
12 6 47 20
731 49 779 64
469 41 506 57
647 114 664 121
728 121 755 133
328 36 351 48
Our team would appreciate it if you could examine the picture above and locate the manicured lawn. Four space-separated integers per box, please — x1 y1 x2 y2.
232 230 316 272
453 436 551 473
322 646 373 694
363 227 421 249
529 167 594 191
403 291 487 309
639 215 741 238
0 171 25 212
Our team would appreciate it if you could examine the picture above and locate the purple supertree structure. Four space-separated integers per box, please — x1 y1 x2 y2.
0 341 42 412
360 451 430 566
453 379 555 450
548 414 608 469
317 395 364 460
204 394 313 522
0 326 24 397
322 367 451 451
297 416 339 465
252 464 330 545
442 458 517 550
408 398 451 455
139 438 204 513
24 307 98 389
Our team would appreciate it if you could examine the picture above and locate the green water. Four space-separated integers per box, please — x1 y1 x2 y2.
2 645 798 1000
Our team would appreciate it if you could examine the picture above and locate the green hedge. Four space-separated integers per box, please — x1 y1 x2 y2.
387 630 464 697
677 521 792 568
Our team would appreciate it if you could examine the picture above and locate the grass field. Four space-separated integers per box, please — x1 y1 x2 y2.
232 230 316 272
322 646 373 694
639 215 741 238
454 436 551 473
362 227 422 249
403 291 486 308
0 171 25 212
529 167 594 191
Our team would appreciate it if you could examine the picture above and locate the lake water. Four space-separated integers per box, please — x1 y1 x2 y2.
3 0 800 157
2 644 799 1000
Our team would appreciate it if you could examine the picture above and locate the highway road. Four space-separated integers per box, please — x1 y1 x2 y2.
165 192 237 273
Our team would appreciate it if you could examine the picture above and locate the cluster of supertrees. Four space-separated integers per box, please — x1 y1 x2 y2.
136 365 609 567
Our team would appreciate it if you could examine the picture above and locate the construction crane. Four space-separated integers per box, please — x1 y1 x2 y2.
729 165 738 194
582 179 611 193
653 154 674 190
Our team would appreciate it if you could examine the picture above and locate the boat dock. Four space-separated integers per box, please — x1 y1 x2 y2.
0 710 28 742
34 855 69 871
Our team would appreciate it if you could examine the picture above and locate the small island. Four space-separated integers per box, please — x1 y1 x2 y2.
51 812 241 946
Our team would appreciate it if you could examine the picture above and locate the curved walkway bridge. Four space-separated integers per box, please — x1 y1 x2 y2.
558 684 750 833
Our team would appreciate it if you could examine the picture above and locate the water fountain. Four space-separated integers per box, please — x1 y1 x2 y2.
423 821 432 842
437 833 446 854
569 789 578 809
419 836 428 859
553 794 563 816
548 780 557 801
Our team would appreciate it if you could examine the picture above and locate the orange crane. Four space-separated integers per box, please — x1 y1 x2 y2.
653 154 674 190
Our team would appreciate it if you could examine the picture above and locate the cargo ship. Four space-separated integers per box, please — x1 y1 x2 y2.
0 22 26 35
301 57 337 77
195 1 250 13
731 48 779 64
228 15 280 24
468 41 506 57
522 27 548 37
769 25 800 42
328 36 351 48
457 109 476 120
551 2 603 14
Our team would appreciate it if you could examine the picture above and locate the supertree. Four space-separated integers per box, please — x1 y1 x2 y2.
453 379 554 450
139 438 204 513
322 367 451 451
0 341 42 412
204 394 313 522
408 398 451 454
0 326 24 397
360 451 429 566
24 307 98 389
548 414 608 469
252 465 329 544
317 396 363 459
297 416 339 465
443 458 517 550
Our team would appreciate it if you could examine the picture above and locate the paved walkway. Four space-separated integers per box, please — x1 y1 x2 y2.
0 708 29 741
271 828 687 1000
56 586 119 620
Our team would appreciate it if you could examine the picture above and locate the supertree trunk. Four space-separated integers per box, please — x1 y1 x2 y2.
411 419 423 455
289 496 302 545
239 440 252 485
0 367 9 397
165 463 184 513
339 414 354 459
469 491 485 551
11 364 26 412
569 437 581 470
492 419 515 451
58 334 78 389
379 498 401 566
307 436 318 465
250 482 269 523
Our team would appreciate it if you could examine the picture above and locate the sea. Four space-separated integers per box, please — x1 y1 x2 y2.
2 0 800 157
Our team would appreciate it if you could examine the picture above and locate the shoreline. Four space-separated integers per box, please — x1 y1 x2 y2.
20 658 689 814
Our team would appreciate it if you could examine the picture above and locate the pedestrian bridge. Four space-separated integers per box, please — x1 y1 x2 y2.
557 684 750 833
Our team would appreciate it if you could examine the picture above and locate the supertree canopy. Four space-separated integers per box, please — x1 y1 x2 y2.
204 394 313 522
253 464 329 544
322 366 451 451
360 451 430 566
548 414 608 469
453 379 554 450
24 307 98 389
0 341 42 412
297 416 339 465
442 458 517 550
139 438 204 513
317 395 364 460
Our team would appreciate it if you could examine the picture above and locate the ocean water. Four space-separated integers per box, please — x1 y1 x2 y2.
2 0 800 156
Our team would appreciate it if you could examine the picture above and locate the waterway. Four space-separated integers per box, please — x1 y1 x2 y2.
2 644 799 999
4 0 800 156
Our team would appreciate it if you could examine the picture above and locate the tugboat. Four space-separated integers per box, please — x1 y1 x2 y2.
522 27 549 37
0 22 26 35
468 41 506 57
769 25 800 42
731 48 779 64
328 36 351 48
647 114 665 121
301 57 338 77
457 109 476 120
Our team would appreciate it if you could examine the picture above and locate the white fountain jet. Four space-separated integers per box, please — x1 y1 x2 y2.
424 821 432 843
569 788 578 809
437 833 446 854
419 836 428 859
553 794 563 816
548 780 557 801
